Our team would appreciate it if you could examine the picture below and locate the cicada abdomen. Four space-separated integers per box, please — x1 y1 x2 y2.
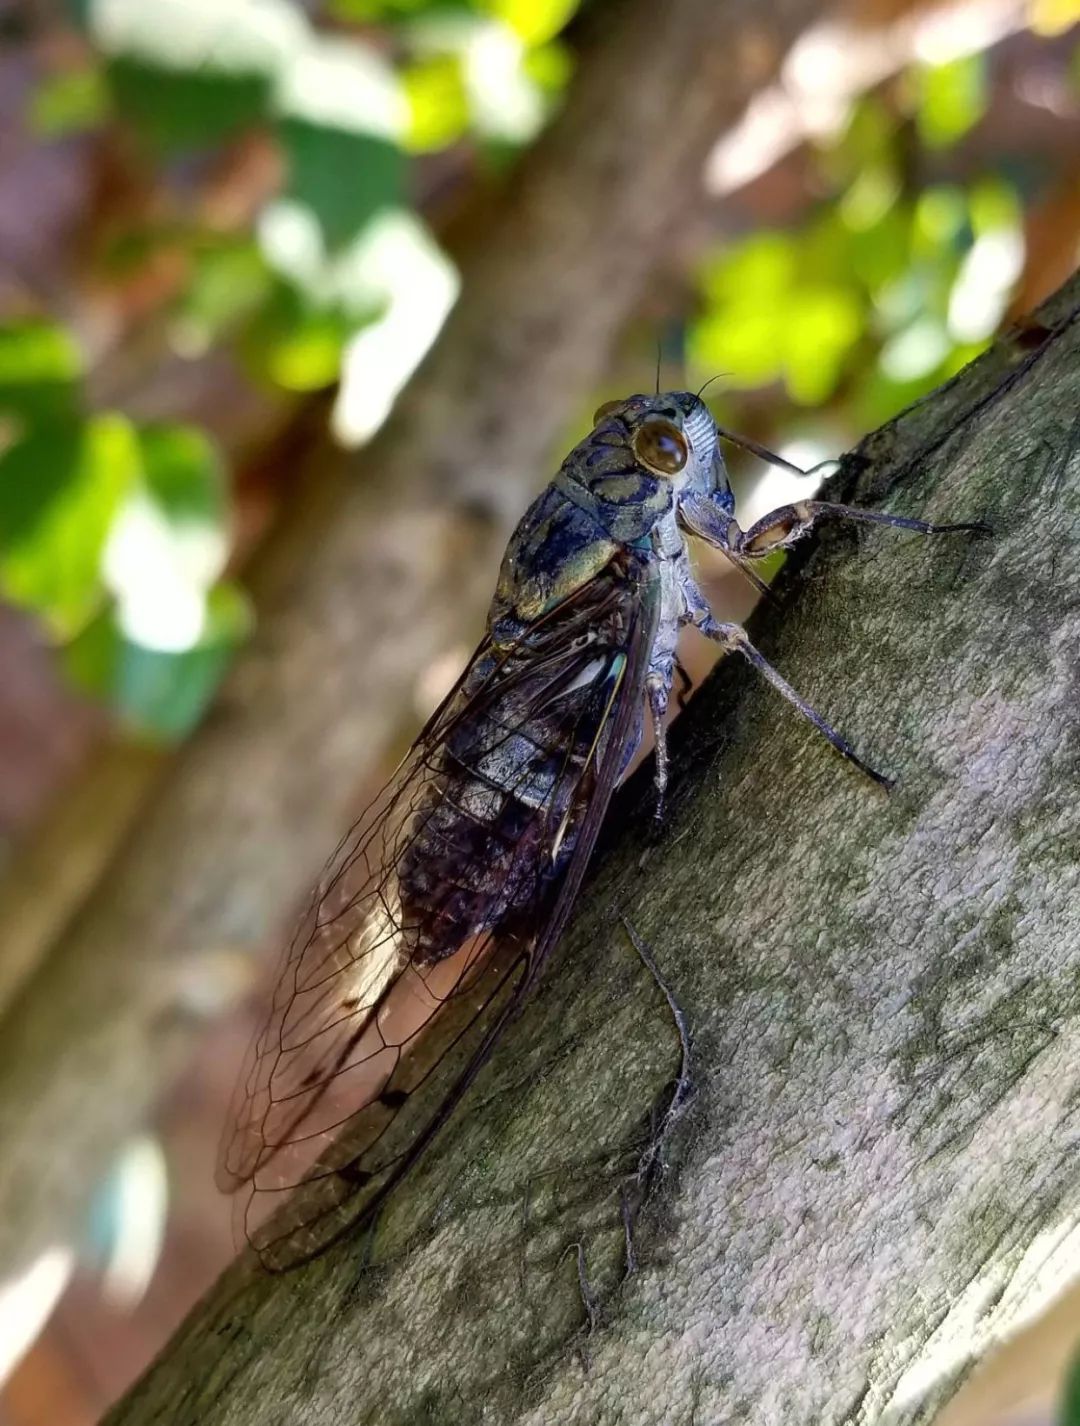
397 587 634 965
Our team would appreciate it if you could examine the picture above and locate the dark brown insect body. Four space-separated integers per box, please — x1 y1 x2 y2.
219 392 984 1270
399 562 636 963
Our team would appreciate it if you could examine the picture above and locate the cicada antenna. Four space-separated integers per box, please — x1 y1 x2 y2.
694 371 730 401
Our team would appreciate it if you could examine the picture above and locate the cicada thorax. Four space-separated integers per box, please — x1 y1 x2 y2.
397 574 632 964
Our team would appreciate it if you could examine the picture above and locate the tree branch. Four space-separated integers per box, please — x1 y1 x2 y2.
102 270 1080 1425
0 0 828 1277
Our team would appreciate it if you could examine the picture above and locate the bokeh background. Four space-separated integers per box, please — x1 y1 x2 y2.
0 0 1078 1420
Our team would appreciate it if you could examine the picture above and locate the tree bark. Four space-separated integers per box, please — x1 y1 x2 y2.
0 0 829 1278
100 270 1080 1425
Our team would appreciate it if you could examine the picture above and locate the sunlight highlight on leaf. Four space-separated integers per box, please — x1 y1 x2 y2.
402 53 470 152
333 210 460 444
274 31 405 141
95 1137 169 1310
879 315 952 381
103 427 228 653
0 1246 74 1387
483 0 579 46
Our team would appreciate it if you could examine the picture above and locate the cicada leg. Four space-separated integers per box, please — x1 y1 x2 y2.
732 499 991 559
681 488 990 567
677 475 988 791
645 673 671 821
695 613 894 791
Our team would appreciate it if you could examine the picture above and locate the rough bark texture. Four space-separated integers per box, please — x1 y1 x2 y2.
102 272 1080 1425
0 0 826 1275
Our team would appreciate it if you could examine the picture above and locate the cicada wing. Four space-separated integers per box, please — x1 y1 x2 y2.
219 559 659 1271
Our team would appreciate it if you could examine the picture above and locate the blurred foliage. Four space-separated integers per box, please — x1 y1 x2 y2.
0 321 82 424
912 53 988 149
0 322 247 738
3 0 579 736
690 70 1028 433
2 0 1075 746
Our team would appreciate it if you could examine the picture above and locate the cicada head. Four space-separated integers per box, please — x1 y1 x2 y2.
566 391 732 544
492 391 733 627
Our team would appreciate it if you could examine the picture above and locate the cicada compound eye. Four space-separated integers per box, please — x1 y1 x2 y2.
592 399 623 425
632 418 688 477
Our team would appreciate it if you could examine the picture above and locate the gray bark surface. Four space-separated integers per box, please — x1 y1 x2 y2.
0 0 826 1275
102 273 1080 1424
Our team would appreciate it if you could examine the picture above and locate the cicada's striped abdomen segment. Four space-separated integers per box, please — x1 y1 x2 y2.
398 568 633 963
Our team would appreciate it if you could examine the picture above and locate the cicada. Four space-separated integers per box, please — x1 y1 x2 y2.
218 391 982 1270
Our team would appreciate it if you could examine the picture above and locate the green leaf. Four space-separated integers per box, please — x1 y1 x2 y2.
328 0 471 18
278 119 404 251
482 0 579 44
107 57 270 152
115 582 252 739
1030 0 1080 37
262 313 350 391
689 307 784 390
62 605 121 699
845 205 911 294
241 282 367 391
878 314 951 383
968 175 1021 236
0 415 139 637
64 583 252 740
402 53 470 153
913 185 968 256
0 320 82 424
818 97 896 187
30 67 111 137
690 230 866 403
699 231 796 307
521 40 573 94
838 164 900 234
172 238 273 350
913 54 988 150
136 425 227 529
854 357 951 430
782 285 863 405
102 425 230 656
689 233 796 387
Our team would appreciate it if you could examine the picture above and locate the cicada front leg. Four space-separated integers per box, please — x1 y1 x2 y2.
680 489 989 569
679 467 988 791
731 499 991 560
706 422 992 551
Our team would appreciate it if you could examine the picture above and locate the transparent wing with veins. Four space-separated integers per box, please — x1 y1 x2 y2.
217 562 657 1271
